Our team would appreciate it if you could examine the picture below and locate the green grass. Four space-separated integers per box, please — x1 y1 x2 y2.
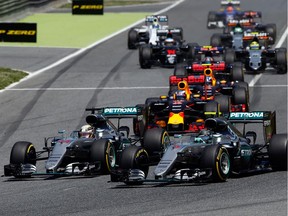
0 68 28 89
1 12 147 48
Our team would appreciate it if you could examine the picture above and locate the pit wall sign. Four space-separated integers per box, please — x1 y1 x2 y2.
72 0 104 15
0 23 37 42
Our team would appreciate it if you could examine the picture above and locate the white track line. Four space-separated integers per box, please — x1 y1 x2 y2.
0 0 185 93
248 27 288 87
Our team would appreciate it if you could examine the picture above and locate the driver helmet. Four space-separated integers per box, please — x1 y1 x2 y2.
164 37 175 46
79 125 94 138
250 41 260 49
174 90 186 100
226 6 234 13
203 56 214 64
234 26 243 33
152 18 160 29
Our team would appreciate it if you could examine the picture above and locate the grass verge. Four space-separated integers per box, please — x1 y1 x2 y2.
0 68 28 90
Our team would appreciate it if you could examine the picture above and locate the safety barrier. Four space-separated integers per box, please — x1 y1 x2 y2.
0 0 56 18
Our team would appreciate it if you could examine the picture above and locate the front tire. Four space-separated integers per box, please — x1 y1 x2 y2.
200 145 231 182
269 134 287 171
90 139 116 174
120 146 149 185
10 141 36 165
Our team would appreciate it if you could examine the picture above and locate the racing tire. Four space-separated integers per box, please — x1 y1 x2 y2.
187 43 200 60
10 141 37 178
210 33 222 46
143 128 170 156
204 101 219 113
133 104 146 137
200 145 231 182
232 87 247 105
207 11 217 29
120 146 149 185
139 45 152 69
90 139 116 174
214 95 231 113
10 141 36 165
231 62 244 81
224 48 235 65
128 28 138 49
275 48 287 74
265 24 277 43
269 134 287 171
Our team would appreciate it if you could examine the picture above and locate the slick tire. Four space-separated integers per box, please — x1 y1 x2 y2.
120 146 149 185
90 139 116 174
204 101 219 113
139 45 152 69
265 24 277 43
143 128 170 156
210 33 222 46
275 48 287 74
214 95 231 113
187 43 200 60
128 28 138 49
207 11 217 29
269 134 287 171
133 104 146 137
233 87 247 105
231 62 244 81
224 48 235 65
200 145 231 182
10 141 36 165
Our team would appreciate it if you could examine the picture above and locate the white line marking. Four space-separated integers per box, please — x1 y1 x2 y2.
0 0 185 93
7 84 287 91
7 86 169 91
252 85 288 87
248 26 288 87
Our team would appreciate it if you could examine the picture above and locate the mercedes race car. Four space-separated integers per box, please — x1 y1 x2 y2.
111 111 287 185
4 107 169 178
127 15 183 49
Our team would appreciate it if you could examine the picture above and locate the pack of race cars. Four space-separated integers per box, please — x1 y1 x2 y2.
3 1 287 186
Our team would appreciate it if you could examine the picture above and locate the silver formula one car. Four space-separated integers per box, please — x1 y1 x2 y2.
111 111 287 185
4 107 169 178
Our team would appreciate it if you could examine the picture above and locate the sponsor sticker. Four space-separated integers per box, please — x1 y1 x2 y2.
104 107 138 115
229 112 264 120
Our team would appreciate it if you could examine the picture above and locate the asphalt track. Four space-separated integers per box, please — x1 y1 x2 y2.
0 1 287 215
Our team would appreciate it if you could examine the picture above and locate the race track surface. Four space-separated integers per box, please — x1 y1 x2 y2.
0 1 287 215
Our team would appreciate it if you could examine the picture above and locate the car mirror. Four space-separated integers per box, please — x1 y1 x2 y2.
245 131 257 144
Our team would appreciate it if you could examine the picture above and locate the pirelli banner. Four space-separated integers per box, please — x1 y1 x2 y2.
72 0 104 15
0 23 37 43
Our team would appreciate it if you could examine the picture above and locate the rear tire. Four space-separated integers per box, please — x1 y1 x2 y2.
207 11 217 29
139 45 152 69
275 48 287 74
128 28 138 49
269 134 287 171
200 145 231 182
233 87 247 105
143 128 170 156
231 62 244 81
214 95 231 113
224 48 235 65
210 33 222 46
90 139 116 174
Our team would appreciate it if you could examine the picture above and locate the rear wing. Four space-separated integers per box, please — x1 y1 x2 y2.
221 0 240 6
85 107 142 119
145 15 168 23
224 111 276 143
194 46 224 55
